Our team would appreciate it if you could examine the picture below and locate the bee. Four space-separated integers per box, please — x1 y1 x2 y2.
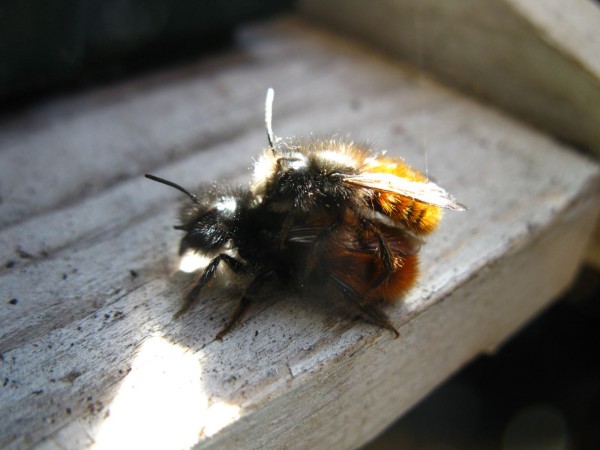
146 89 465 340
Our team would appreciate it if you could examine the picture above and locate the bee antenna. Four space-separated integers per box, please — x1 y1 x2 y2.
265 87 277 155
145 174 199 204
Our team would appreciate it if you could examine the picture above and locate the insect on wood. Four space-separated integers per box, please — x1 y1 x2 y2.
146 89 465 339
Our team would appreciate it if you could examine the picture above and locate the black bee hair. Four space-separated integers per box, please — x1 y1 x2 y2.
144 175 278 340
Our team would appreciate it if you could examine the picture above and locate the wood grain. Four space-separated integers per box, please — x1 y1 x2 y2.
1 17 599 450
300 0 600 154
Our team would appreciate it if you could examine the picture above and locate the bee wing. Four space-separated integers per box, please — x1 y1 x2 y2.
285 224 421 257
348 232 421 257
343 173 466 211
285 226 321 245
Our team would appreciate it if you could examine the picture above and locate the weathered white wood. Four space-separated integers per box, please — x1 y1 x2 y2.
1 17 599 450
300 0 600 154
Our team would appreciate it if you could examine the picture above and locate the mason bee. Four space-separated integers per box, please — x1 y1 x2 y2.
146 89 465 340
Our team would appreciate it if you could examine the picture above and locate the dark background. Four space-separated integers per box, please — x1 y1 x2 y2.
365 266 600 450
0 0 294 102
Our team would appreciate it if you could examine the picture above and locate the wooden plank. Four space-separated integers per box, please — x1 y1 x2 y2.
299 0 600 155
1 17 599 450
300 0 600 270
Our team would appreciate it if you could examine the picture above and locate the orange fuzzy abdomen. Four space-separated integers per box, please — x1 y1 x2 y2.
322 213 421 303
366 159 443 234
327 248 419 303
368 253 419 302
376 192 442 234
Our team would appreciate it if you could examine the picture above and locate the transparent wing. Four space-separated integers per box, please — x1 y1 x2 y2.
343 173 467 211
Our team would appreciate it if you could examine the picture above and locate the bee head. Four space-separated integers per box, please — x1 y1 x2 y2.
176 190 241 255
145 174 243 255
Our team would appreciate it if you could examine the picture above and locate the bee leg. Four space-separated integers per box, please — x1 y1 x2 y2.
304 216 342 276
175 254 246 319
359 219 394 291
278 216 295 249
215 296 252 341
215 270 275 340
330 274 400 338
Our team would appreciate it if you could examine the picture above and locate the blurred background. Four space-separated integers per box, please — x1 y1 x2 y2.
0 1 295 103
